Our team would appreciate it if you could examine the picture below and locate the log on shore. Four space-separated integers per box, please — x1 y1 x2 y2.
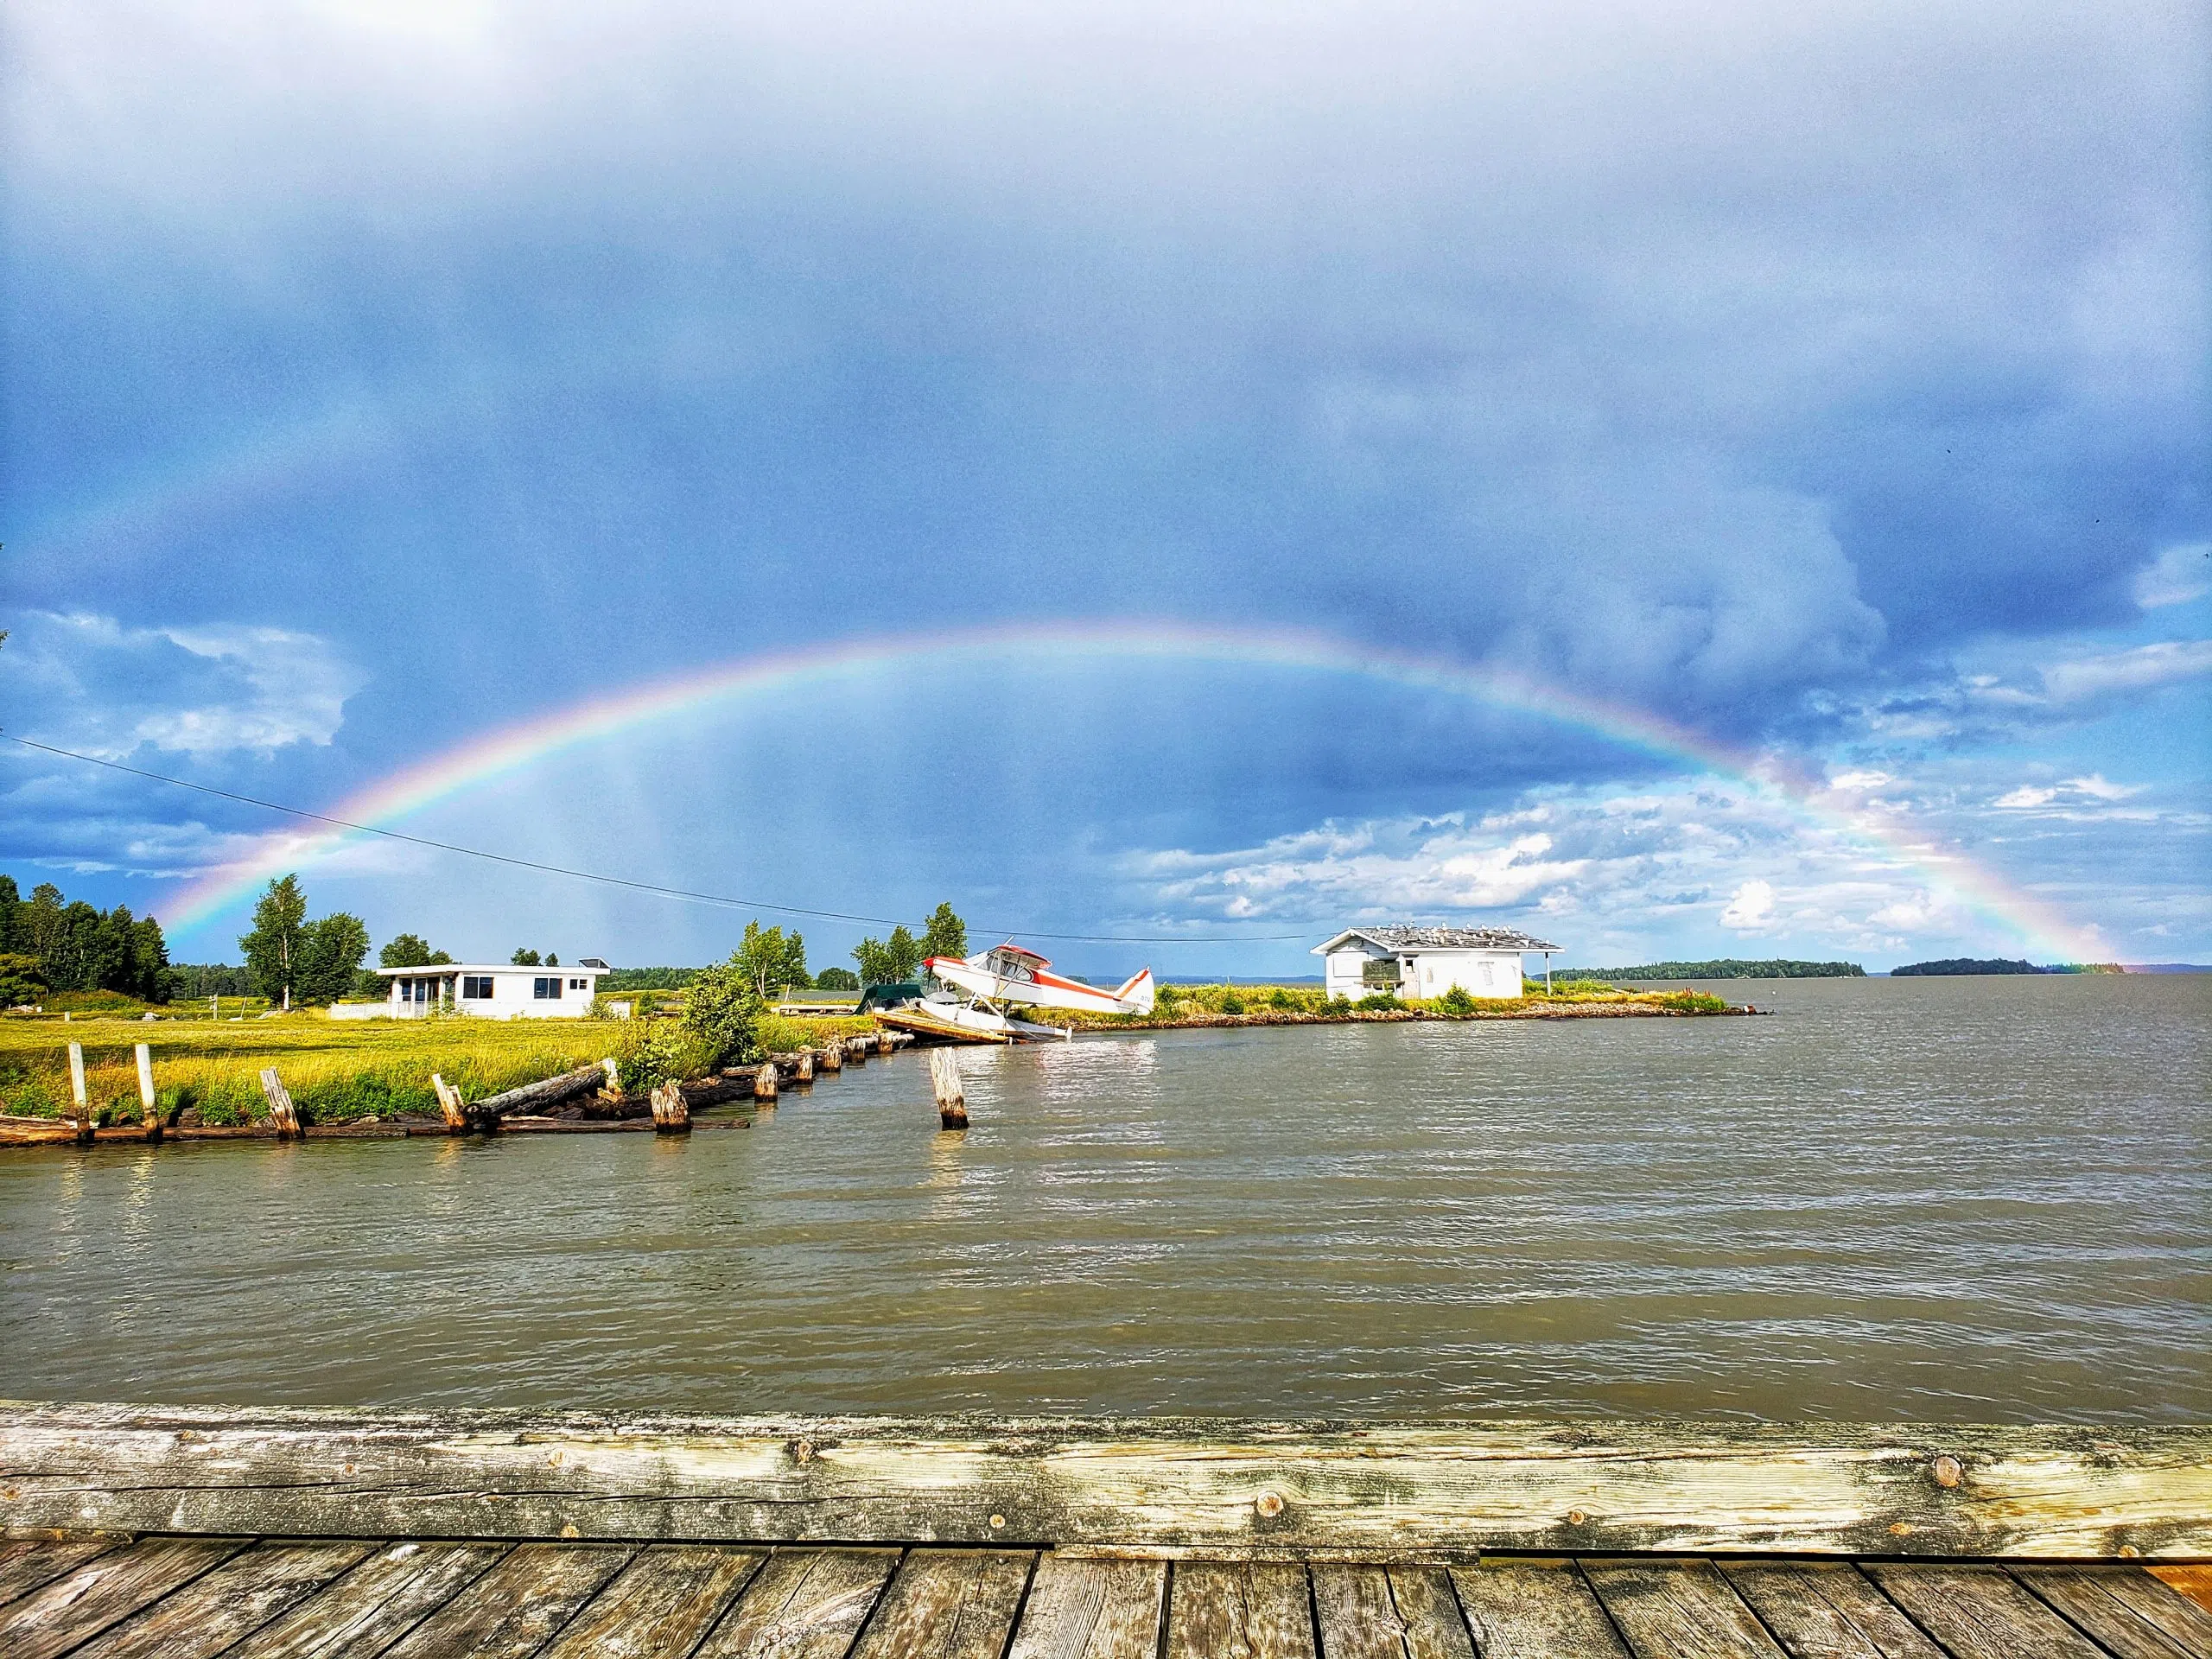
1 1403 2203 1560
464 1065 616 1123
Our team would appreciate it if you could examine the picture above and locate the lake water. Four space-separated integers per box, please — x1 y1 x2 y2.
3 975 2205 1422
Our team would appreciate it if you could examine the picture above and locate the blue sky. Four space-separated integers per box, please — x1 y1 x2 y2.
3 0 2207 976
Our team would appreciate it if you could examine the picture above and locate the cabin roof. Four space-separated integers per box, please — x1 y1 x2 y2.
1312 925 1562 955
371 963 609 977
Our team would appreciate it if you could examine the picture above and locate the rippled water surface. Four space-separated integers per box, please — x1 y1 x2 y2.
3 975 2206 1420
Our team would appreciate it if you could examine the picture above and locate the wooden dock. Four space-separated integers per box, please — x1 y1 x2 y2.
3 1405 2207 1657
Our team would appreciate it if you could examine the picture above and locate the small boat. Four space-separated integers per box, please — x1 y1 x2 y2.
873 944 1155 1044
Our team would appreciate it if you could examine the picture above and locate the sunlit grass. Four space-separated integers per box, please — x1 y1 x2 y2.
0 1008 876 1127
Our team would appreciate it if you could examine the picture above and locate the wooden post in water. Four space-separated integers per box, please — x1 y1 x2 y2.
846 1036 869 1066
259 1068 301 1139
67 1040 92 1144
753 1061 778 1103
135 1044 161 1143
876 1029 894 1056
790 1049 813 1083
429 1073 467 1133
817 1042 842 1074
650 1080 690 1133
929 1048 968 1130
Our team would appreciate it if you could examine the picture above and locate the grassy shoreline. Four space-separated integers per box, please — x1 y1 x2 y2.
0 982 1736 1128
0 1009 873 1128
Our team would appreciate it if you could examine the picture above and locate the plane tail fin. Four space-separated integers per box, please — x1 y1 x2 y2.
1114 968 1155 1014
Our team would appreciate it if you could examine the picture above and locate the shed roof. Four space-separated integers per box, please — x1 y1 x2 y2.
1312 925 1562 955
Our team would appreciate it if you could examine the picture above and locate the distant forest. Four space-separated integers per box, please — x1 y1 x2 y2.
1891 958 2125 976
1554 958 1865 980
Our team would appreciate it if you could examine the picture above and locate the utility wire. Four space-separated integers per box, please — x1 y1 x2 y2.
2 731 1314 945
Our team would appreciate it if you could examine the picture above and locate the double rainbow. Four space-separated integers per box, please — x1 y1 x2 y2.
163 620 2100 958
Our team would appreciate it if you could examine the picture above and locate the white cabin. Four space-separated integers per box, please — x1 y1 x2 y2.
355 959 612 1020
1313 925 1560 1001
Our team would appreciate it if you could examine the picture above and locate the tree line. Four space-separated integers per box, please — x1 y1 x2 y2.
0 868 980 1011
0 874 171 1005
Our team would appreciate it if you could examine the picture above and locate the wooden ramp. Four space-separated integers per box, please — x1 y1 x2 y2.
3 1539 2210 1658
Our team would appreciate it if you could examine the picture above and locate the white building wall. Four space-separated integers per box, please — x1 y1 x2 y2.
1325 946 1525 1000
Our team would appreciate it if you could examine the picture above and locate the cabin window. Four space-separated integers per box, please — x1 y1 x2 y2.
462 976 494 1000
533 976 561 999
986 950 1036 983
569 977 588 991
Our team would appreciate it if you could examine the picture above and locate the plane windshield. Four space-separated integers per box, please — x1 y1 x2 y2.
986 949 1038 982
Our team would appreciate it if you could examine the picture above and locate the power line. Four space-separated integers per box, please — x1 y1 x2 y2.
2 731 1314 945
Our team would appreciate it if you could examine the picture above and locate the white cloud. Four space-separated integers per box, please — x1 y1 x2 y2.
2042 639 2212 704
1719 879 1776 931
0 612 363 756
2135 543 2212 609
1994 785 2057 809
1120 776 2066 961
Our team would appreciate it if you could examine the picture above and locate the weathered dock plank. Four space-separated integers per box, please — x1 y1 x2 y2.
849 1549 1033 1659
1582 1558 1785 1659
695 1547 899 1659
1864 1563 2111 1659
4 1402 2204 1559
71 1541 376 1659
0 1534 119 1607
1447 1560 1630 1659
1719 1560 1945 1659
226 1539 509 1659
1166 1562 1316 1659
0 1537 245 1659
1006 1557 1167 1659
1318 1563 1477 1659
379 1542 636 1659
536 1544 764 1659
2012 1567 2212 1659
0 1540 2196 1658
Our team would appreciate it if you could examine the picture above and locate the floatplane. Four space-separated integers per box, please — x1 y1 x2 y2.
873 943 1155 1045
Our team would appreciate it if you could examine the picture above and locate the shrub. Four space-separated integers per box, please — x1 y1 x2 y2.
682 953 766 1067
1218 991 1246 1014
1355 991 1403 1012
1440 985 1476 1014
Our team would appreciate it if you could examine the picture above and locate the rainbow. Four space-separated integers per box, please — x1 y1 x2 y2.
162 620 2102 957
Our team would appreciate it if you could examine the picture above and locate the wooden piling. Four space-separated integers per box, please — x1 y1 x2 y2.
258 1068 302 1140
429 1074 467 1133
790 1049 814 1083
67 1041 92 1144
753 1063 778 1103
876 1030 894 1056
929 1048 968 1130
846 1037 869 1066
649 1081 690 1133
135 1044 161 1143
817 1043 842 1074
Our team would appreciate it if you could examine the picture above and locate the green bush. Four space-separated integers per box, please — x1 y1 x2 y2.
682 953 766 1067
1440 985 1476 1014
1356 991 1403 1012
1218 990 1246 1014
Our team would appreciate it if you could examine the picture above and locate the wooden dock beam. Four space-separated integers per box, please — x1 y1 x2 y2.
134 1043 161 1144
930 1048 967 1129
258 1068 302 1139
0 1405 2204 1559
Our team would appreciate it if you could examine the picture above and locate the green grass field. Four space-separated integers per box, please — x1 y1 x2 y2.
0 1008 877 1128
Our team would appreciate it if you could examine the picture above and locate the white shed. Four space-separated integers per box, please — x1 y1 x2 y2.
359 959 613 1020
1313 925 1561 1001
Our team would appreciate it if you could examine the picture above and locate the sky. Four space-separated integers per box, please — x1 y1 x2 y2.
3 0 2207 978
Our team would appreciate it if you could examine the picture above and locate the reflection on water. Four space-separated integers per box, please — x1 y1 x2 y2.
2 975 2205 1422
